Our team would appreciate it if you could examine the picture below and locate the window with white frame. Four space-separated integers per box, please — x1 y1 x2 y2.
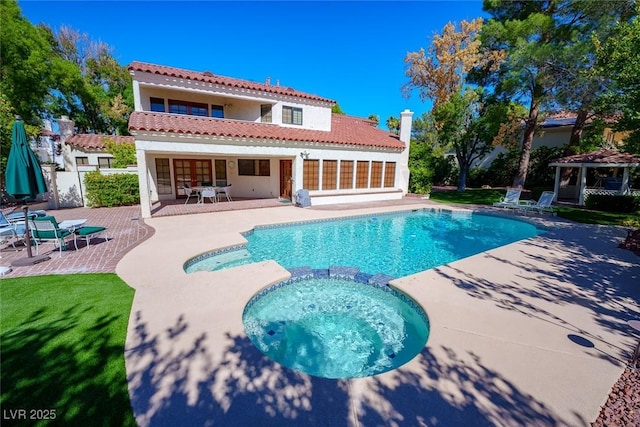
261 104 272 123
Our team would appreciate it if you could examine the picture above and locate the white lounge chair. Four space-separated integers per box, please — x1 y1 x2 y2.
0 211 27 249
516 191 556 215
493 188 522 209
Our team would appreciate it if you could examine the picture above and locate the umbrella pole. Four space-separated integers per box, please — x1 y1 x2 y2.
11 206 50 267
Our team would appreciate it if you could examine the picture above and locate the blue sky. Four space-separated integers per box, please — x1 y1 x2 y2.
20 1 486 129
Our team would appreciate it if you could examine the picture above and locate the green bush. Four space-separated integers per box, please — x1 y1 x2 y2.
84 171 140 207
584 194 640 213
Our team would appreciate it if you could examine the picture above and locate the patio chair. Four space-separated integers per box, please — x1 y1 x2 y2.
493 188 522 209
29 216 78 257
516 191 556 215
183 183 199 205
216 184 232 202
199 188 217 204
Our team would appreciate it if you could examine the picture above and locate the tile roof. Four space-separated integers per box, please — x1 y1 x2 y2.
128 61 336 104
66 134 135 150
551 148 640 165
128 112 404 150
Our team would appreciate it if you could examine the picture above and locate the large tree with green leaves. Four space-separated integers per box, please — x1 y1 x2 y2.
478 0 633 187
404 18 507 191
44 25 133 135
594 3 640 154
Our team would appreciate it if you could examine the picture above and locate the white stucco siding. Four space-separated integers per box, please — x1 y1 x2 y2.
136 81 332 131
532 127 571 149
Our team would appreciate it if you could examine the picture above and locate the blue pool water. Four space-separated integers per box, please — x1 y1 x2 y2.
243 277 429 379
185 209 541 277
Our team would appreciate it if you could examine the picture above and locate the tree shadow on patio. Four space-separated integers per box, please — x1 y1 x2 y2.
126 310 573 426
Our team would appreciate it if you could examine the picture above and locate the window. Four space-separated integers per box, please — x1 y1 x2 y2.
155 159 172 195
168 99 208 116
370 161 383 188
384 162 396 187
282 106 302 125
322 160 337 190
238 159 270 176
98 157 114 168
340 160 354 189
356 161 369 189
211 105 224 118
303 159 319 190
150 97 165 112
261 104 272 123
76 157 89 166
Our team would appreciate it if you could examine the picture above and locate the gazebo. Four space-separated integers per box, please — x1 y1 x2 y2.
549 148 640 206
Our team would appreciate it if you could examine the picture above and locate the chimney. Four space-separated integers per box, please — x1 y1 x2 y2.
265 76 271 86
276 79 280 87
57 115 75 142
399 109 413 144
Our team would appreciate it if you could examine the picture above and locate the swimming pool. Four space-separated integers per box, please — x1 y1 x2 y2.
243 276 430 379
185 209 541 277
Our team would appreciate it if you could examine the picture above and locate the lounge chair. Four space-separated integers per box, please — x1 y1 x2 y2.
493 188 522 209
516 191 556 215
29 216 78 256
0 212 26 249
74 225 108 246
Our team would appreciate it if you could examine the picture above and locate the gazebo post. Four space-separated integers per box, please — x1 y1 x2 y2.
553 167 561 201
579 166 587 206
622 167 630 194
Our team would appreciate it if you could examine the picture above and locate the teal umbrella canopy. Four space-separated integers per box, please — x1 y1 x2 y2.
5 119 48 200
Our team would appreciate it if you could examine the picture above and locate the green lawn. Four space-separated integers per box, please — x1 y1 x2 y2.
429 188 640 227
0 273 137 426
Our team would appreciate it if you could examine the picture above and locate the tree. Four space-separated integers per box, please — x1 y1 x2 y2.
594 4 640 153
331 103 345 115
0 0 54 124
404 18 503 108
105 139 136 168
404 18 505 191
386 116 399 134
478 0 630 187
44 25 133 135
367 114 380 126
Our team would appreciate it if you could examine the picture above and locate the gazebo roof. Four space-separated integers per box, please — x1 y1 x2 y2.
549 148 640 167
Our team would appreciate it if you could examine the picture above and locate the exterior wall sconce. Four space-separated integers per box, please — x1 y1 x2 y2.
300 150 310 160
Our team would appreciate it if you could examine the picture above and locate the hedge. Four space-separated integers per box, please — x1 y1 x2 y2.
584 194 640 213
84 171 140 207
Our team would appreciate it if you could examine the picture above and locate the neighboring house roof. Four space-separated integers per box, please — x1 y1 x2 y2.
128 112 404 150
128 61 336 105
66 134 135 150
550 148 640 166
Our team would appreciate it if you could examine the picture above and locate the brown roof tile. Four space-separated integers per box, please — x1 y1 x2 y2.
128 61 336 104
128 112 404 150
66 134 135 150
552 148 640 164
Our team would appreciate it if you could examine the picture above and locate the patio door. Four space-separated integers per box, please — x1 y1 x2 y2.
280 159 292 199
173 159 212 197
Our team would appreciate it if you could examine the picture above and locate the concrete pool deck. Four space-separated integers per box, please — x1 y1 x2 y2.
116 202 640 426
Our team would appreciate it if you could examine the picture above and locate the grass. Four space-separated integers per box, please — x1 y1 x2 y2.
0 273 137 426
429 188 640 227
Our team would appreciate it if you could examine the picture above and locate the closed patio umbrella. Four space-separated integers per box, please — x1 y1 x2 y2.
4 117 50 266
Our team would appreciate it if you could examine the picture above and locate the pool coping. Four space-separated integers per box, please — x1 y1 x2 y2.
117 202 640 426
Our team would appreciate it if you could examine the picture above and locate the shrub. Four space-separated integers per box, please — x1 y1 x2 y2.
84 171 140 207
105 139 137 168
584 194 640 213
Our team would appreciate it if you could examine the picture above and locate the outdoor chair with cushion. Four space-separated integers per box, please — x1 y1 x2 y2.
74 225 108 246
493 188 522 209
516 191 556 215
29 216 78 257
0 211 26 249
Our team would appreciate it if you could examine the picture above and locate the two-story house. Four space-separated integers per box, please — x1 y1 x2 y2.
128 62 413 219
